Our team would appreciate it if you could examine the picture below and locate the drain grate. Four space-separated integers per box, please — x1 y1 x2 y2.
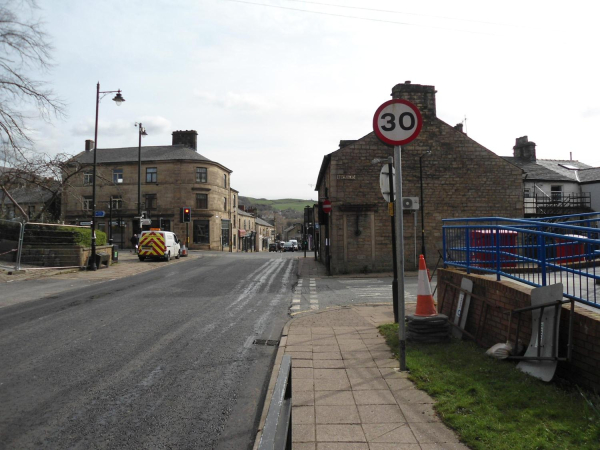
253 339 280 346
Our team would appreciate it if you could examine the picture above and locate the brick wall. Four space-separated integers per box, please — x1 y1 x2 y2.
316 108 524 275
437 268 600 390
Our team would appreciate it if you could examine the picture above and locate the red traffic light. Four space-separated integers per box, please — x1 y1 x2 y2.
181 207 192 223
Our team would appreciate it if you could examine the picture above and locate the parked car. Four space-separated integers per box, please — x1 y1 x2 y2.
278 241 285 251
269 243 277 252
283 242 295 252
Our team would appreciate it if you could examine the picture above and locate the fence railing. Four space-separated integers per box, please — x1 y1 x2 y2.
0 219 99 271
443 213 600 309
258 355 292 450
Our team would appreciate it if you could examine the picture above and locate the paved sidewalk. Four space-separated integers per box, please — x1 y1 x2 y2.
255 258 467 450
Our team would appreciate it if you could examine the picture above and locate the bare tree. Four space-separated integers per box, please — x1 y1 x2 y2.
0 0 66 220
0 0 64 154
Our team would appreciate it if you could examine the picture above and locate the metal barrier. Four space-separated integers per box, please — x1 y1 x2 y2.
443 213 600 309
0 220 98 271
0 219 24 270
258 355 292 450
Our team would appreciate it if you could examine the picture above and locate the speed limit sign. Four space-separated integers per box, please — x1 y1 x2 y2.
373 99 423 146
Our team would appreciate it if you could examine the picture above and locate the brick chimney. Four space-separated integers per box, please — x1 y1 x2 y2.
85 140 95 152
172 130 198 151
513 136 536 162
391 81 437 119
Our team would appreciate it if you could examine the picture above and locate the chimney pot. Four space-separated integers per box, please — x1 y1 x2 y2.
172 130 198 151
85 140 95 152
391 82 437 118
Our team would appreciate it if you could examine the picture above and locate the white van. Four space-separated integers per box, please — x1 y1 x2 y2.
138 230 181 261
290 239 299 251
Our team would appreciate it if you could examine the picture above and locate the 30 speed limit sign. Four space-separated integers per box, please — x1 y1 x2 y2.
373 99 423 146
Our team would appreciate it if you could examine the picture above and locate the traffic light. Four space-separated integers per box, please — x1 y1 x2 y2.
181 207 191 223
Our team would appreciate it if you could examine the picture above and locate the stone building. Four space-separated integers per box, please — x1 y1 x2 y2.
255 217 275 251
237 208 256 251
62 130 234 250
315 81 524 274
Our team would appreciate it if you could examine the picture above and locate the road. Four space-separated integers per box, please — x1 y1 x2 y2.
0 251 431 449
0 252 296 449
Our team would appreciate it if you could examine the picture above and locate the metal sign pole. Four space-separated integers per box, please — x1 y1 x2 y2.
393 145 407 371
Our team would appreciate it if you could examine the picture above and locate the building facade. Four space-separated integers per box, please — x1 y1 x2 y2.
502 136 599 216
315 81 524 274
62 130 234 250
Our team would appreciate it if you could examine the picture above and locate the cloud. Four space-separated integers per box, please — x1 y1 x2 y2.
193 90 274 112
582 108 600 118
71 116 172 137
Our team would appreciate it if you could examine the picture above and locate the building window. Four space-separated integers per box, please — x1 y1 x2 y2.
196 167 207 183
223 197 227 211
233 195 236 208
196 193 208 209
523 188 531 198
111 196 123 210
551 185 563 201
233 234 236 248
224 174 227 188
146 167 157 183
145 194 157 210
83 171 93 186
83 196 93 210
113 169 124 184
244 219 246 229
193 219 210 244
28 205 35 218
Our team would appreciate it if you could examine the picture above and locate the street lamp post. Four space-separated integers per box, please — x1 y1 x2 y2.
419 150 431 260
89 82 125 271
135 122 147 235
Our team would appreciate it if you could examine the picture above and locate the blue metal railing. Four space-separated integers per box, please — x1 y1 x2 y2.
442 214 600 309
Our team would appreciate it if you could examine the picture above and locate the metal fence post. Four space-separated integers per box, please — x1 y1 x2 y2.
538 225 547 286
465 227 471 274
495 227 501 281
15 221 25 271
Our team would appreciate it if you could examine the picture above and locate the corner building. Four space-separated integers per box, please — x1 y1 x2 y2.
62 130 234 251
315 82 524 274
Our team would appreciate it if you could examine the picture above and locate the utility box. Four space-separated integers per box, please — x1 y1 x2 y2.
470 229 518 268
112 244 119 263
556 235 585 264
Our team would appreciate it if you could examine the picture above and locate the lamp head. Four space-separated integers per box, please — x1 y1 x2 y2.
112 90 125 106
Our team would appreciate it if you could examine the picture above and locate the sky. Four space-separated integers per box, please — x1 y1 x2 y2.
23 0 600 200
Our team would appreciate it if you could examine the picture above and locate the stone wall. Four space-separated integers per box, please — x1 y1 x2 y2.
437 268 600 390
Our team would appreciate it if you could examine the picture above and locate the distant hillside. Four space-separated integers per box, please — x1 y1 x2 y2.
238 197 316 213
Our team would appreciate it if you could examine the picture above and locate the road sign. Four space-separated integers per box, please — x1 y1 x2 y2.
379 164 395 202
373 99 423 146
141 219 152 225
94 211 105 218
322 200 332 214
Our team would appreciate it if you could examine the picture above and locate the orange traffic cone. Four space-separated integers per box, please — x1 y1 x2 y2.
415 254 437 317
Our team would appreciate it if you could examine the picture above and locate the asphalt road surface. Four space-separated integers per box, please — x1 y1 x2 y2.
0 252 296 449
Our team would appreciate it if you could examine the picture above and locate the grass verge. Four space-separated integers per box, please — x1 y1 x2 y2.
378 323 600 449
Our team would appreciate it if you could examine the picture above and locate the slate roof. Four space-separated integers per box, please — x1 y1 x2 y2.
237 208 254 217
255 217 273 227
0 184 56 205
502 157 593 182
70 145 232 172
578 167 600 183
